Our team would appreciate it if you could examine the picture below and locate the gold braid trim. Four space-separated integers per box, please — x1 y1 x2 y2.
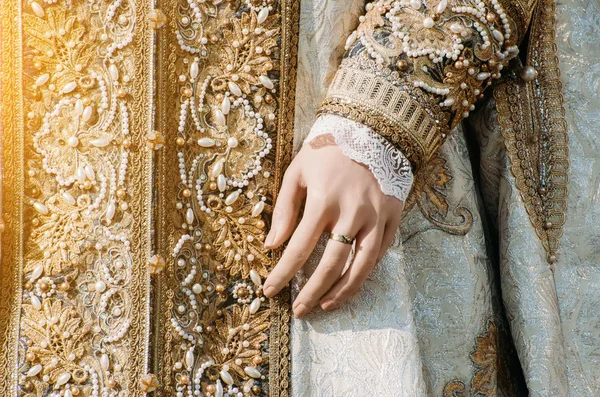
319 67 442 169
493 0 568 266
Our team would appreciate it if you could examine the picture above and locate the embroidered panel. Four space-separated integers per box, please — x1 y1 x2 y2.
1 0 155 395
494 0 568 265
153 1 298 396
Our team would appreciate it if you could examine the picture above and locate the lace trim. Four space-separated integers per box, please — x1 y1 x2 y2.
304 115 414 202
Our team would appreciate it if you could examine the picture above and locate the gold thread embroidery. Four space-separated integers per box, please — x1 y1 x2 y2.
320 0 534 172
493 0 568 265
155 0 298 395
1 0 155 394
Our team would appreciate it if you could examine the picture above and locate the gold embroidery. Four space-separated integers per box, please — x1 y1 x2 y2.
320 0 533 171
403 153 474 235
154 0 298 395
1 0 155 394
493 0 568 265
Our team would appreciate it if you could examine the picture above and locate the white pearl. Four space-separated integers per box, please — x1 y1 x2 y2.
84 165 95 180
477 72 491 80
228 82 242 97
35 73 49 86
190 62 199 79
82 106 93 122
423 17 434 28
520 66 538 81
76 166 86 183
62 192 76 205
31 295 42 310
242 367 260 379
192 284 203 294
225 191 239 205
31 1 45 17
33 202 49 215
217 174 227 192
227 137 238 148
56 372 71 386
249 297 261 314
257 7 269 24
62 81 77 94
67 136 79 147
259 75 274 89
410 0 421 9
26 364 42 377
216 380 224 397
186 208 194 224
220 370 234 385
221 96 231 115
106 202 116 224
101 354 110 371
345 31 357 50
198 138 215 147
250 269 261 286
90 138 110 147
186 349 195 370
211 159 224 178
251 201 264 217
436 0 448 14
95 280 106 293
109 64 119 80
30 264 44 281
215 109 226 126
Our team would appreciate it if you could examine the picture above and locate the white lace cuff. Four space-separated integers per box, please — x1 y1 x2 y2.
304 115 414 202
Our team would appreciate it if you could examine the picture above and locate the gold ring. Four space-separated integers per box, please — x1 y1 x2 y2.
329 233 355 245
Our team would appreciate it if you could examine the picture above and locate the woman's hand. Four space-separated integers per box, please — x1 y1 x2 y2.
262 134 404 318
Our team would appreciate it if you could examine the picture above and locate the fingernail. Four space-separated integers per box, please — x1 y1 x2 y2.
264 230 276 247
294 303 309 318
320 300 339 311
263 285 276 297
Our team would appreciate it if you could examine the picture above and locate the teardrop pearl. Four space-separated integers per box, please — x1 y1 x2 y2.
210 160 224 178
185 349 195 370
30 264 44 281
36 74 50 87
109 64 119 81
56 373 71 386
215 109 226 127
106 202 116 224
76 166 86 183
221 96 231 115
257 7 269 24
217 174 227 192
225 191 239 205
251 201 264 217
249 297 261 314
216 380 224 397
33 202 49 215
75 100 84 115
62 192 76 205
101 354 110 371
198 138 216 147
259 75 274 89
249 269 261 286
84 165 95 180
220 370 234 385
244 366 261 379
90 138 110 147
82 106 93 122
62 81 77 94
435 0 447 13
186 208 194 224
190 62 199 79
228 82 242 97
26 364 42 377
31 2 45 17
31 295 42 310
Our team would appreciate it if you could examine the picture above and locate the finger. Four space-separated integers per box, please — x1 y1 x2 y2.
292 223 359 318
265 165 305 249
319 226 383 311
263 203 326 298
376 216 401 263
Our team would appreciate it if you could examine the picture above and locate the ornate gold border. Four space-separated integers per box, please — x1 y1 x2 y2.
494 0 568 265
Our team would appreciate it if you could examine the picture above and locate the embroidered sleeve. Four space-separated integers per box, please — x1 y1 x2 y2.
304 114 414 202
319 0 533 173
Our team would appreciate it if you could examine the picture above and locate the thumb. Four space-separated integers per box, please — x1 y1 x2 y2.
265 165 304 248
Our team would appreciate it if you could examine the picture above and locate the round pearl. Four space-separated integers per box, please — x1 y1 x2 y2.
520 65 538 81
227 137 239 148
68 136 79 147
95 280 106 293
423 17 434 28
